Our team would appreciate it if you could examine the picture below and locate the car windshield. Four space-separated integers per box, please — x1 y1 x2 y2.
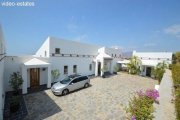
60 77 71 84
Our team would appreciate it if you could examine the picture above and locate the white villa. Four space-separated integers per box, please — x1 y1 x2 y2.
133 51 172 77
118 51 172 77
3 36 122 95
0 25 173 119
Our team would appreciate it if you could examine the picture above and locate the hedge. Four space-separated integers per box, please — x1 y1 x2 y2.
172 64 180 120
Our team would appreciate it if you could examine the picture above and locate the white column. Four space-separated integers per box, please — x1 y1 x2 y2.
95 60 98 76
110 60 113 73
47 66 51 88
101 59 104 76
22 66 27 94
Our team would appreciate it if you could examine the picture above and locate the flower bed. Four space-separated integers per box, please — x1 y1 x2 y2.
126 89 159 120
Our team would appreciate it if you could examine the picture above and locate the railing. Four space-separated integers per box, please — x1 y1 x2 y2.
0 53 6 62
50 53 122 59
123 57 171 61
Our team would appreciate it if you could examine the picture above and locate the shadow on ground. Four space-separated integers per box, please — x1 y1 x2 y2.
24 91 62 120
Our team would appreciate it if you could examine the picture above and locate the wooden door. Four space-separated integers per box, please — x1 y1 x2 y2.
30 68 40 87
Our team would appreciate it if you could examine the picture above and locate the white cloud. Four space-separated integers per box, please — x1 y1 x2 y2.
74 34 88 42
164 24 180 38
143 43 156 47
111 46 124 50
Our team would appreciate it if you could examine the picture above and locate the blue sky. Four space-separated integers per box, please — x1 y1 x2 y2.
0 0 180 55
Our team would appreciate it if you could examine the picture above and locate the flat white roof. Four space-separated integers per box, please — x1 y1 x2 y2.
117 60 130 64
96 53 112 59
24 58 50 66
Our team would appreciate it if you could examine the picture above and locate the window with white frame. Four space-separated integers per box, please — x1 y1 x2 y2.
73 65 77 73
89 64 92 71
44 51 47 57
55 48 60 54
64 66 68 74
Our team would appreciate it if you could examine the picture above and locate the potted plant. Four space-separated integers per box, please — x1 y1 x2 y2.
101 67 107 78
51 69 60 84
10 96 20 113
9 72 23 95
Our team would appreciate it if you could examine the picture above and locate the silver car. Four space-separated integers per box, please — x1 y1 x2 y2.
51 74 90 95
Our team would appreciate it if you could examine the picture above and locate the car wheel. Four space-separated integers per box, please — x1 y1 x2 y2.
62 89 69 96
84 83 89 88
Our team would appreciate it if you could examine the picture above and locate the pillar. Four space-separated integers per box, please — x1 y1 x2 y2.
101 59 104 76
22 66 27 94
47 66 51 88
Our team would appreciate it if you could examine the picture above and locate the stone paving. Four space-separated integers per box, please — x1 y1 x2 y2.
24 72 157 120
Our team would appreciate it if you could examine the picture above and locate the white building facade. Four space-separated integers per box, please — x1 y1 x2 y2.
4 37 122 94
0 25 6 120
133 51 172 77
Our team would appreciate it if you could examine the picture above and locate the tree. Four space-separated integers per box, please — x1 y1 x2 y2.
9 72 23 94
173 52 180 64
127 56 142 74
152 61 167 84
51 69 60 82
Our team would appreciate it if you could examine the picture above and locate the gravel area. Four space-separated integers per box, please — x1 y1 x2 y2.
24 72 157 120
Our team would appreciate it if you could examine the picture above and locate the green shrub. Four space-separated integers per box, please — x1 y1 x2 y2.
127 56 141 75
152 62 167 84
169 64 172 70
172 64 180 119
172 64 180 85
175 88 180 120
9 72 23 93
126 89 159 120
51 69 60 82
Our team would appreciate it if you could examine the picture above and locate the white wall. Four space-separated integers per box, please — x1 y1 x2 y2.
0 59 4 120
133 51 173 76
35 37 50 57
0 24 5 120
133 51 172 64
49 57 95 81
49 37 100 56
4 56 49 91
104 47 122 58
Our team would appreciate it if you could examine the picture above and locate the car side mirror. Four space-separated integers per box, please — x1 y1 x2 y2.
70 82 74 85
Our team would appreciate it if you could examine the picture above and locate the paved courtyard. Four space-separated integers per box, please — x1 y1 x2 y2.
24 72 157 120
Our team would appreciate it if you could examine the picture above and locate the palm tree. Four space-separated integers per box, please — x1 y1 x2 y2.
127 56 142 74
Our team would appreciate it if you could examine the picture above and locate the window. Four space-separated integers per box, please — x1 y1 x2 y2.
80 76 88 81
112 54 113 57
73 65 77 73
89 64 92 71
55 48 60 54
115 54 116 57
44 51 47 57
72 78 80 83
74 76 88 83
64 66 68 74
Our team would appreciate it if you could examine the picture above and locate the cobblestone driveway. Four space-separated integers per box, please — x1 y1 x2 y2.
24 72 157 120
